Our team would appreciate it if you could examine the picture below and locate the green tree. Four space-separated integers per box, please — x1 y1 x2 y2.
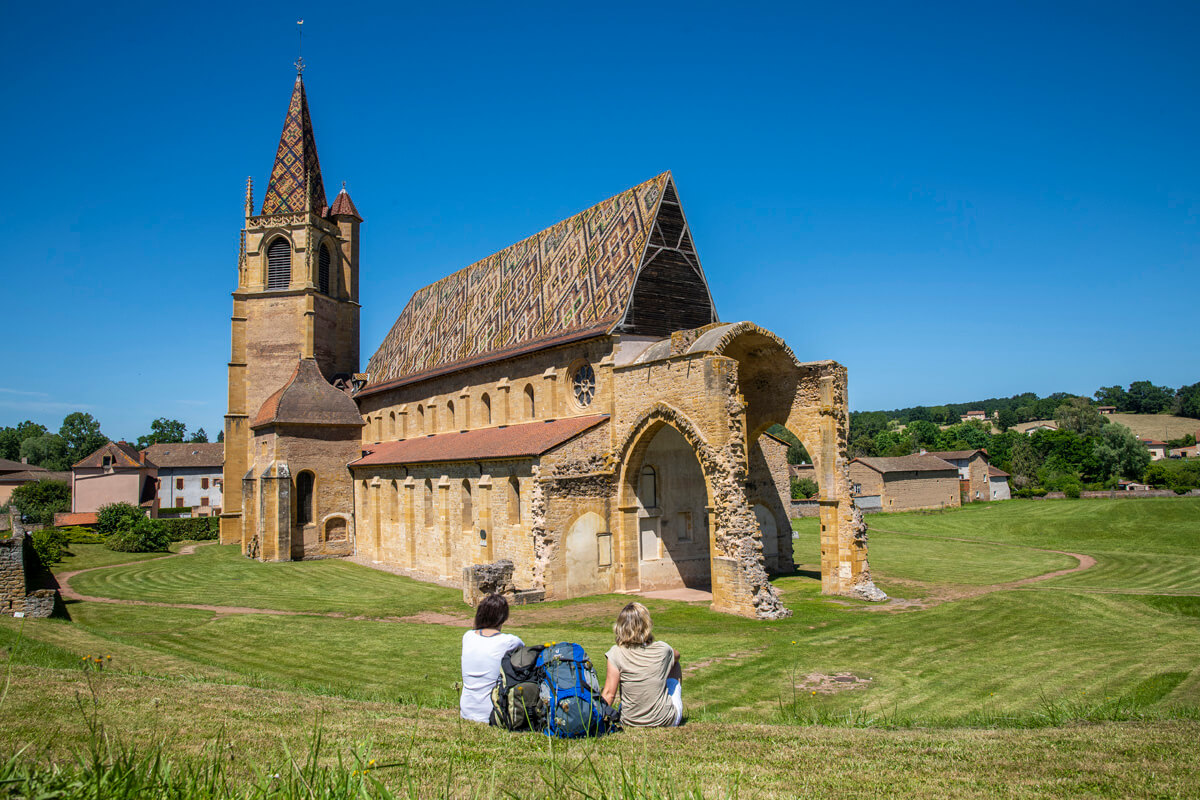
217 429 225 443
9 479 71 526
1126 380 1174 414
189 428 209 443
1054 397 1107 437
766 425 811 464
791 477 819 499
19 433 69 470
136 418 188 449
95 502 146 537
1094 385 1129 410
106 516 170 553
58 411 107 465
996 408 1018 431
1174 381 1200 420
1093 423 1151 481
0 420 48 461
1009 436 1042 488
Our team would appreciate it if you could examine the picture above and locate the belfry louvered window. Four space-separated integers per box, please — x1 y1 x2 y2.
266 238 291 289
318 245 331 295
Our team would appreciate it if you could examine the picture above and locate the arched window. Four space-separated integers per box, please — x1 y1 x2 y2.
461 479 473 530
639 466 657 509
524 384 536 420
481 393 492 426
296 471 315 524
508 476 521 525
266 237 291 289
417 404 425 435
388 411 396 438
446 400 455 431
318 244 331 295
423 478 434 527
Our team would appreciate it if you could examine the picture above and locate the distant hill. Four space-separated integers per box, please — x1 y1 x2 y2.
1016 413 1198 441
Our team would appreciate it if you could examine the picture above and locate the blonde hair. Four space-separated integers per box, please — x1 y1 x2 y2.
613 602 655 647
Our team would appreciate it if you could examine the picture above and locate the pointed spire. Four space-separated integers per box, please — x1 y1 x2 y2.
260 75 327 215
244 176 254 218
330 183 362 220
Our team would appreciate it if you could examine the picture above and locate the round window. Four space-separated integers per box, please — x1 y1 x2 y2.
572 364 596 407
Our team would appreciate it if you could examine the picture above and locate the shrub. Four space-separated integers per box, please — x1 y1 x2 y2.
58 525 105 544
106 517 170 553
95 502 146 537
9 479 71 526
1062 479 1082 499
29 528 66 565
1014 487 1048 498
157 515 220 542
791 477 819 500
157 506 193 518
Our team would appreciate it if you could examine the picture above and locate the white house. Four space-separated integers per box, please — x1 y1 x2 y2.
142 443 223 514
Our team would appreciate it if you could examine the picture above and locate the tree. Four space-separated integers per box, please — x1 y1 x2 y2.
9 479 71 526
905 420 940 449
1093 423 1151 481
136 418 188 449
95 502 147 536
19 433 69 470
217 430 225 443
189 428 209 443
791 477 819 499
1009 436 1042 488
1175 381 1200 420
1054 397 1107 438
996 408 1018 432
1094 385 1129 410
59 411 107 464
0 420 48 461
766 425 812 464
1126 381 1174 414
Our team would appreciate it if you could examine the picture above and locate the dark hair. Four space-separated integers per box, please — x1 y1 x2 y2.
473 593 510 630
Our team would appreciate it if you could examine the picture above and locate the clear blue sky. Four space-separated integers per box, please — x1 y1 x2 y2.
3 1 1197 440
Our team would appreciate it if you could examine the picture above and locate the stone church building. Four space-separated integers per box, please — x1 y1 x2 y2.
220 71 883 619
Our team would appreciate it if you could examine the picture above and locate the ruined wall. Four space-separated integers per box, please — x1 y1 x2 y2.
747 435 794 573
0 535 62 619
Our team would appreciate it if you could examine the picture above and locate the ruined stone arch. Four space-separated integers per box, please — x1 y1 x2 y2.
615 403 717 511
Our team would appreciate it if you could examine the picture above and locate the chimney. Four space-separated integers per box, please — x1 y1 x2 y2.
20 456 27 464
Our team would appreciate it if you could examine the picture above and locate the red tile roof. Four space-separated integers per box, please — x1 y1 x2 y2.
0 458 46 474
926 449 986 461
141 443 223 469
54 511 99 527
350 415 609 467
329 188 361 219
987 465 1010 478
851 455 958 474
73 441 151 470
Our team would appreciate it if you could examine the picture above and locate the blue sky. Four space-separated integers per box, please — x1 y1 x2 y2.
2 1 1197 439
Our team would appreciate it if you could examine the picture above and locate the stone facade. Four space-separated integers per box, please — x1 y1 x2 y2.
849 456 961 512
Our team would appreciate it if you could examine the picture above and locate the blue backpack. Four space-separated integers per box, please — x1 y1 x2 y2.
535 642 620 738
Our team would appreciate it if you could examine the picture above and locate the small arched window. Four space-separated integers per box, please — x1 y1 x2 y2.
417 404 425 435
461 479 473 530
423 478 434 527
639 466 657 509
266 237 291 289
388 411 396 438
446 400 456 431
481 393 492 426
318 244 332 295
524 384 536 420
508 476 521 525
296 471 315 524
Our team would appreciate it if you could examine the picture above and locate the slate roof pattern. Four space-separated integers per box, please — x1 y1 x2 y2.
350 415 609 467
74 441 152 470
853 455 959 474
365 173 673 385
141 443 224 469
253 359 365 429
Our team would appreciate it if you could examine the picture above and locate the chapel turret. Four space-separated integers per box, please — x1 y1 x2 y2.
220 69 362 546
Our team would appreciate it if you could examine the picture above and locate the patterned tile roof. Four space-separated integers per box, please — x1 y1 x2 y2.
141 443 223 469
261 76 326 215
366 172 708 386
349 415 609 467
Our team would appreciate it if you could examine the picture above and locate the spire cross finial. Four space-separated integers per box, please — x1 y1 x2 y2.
294 19 305 75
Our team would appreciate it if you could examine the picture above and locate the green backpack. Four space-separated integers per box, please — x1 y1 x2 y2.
489 645 546 731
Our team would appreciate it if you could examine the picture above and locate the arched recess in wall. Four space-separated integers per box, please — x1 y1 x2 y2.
296 471 315 525
747 427 810 575
318 243 332 295
446 400 456 432
524 385 536 420
508 476 521 525
324 515 348 542
461 479 473 531
481 393 492 426
388 411 396 439
266 236 291 289
423 478 434 527
416 404 425 435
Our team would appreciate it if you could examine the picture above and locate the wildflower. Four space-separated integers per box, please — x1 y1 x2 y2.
791 641 796 645
369 759 376 766
105 655 112 660
811 691 817 695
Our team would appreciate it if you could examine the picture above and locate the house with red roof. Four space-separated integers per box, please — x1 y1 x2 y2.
69 441 157 522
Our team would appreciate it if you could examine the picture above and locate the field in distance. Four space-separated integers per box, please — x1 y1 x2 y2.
1015 412 1199 440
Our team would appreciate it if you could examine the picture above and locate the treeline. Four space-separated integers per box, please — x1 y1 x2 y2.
0 414 219 472
852 379 1200 438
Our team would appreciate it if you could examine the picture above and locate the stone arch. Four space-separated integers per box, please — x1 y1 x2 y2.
322 514 349 543
264 235 293 289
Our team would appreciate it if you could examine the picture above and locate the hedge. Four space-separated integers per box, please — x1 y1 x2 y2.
156 516 220 542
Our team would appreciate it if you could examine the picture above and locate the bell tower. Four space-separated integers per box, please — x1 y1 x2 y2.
220 68 363 546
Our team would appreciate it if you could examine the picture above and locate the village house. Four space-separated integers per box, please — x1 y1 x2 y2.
68 441 157 523
1141 439 1168 461
924 449 992 501
959 410 989 423
1098 406 1117 415
848 454 961 512
0 459 69 506
142 443 224 514
218 69 885 618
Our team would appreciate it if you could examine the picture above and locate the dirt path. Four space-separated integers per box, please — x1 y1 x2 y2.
855 526 1097 611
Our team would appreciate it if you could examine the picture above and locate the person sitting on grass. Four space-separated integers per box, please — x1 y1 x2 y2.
600 601 683 727
460 593 523 723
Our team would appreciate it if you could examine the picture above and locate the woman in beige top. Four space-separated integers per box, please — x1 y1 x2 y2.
601 602 683 727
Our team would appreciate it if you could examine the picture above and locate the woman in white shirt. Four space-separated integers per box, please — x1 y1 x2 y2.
459 593 523 723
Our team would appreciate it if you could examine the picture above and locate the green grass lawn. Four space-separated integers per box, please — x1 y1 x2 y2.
1 497 1197 797
54 541 184 573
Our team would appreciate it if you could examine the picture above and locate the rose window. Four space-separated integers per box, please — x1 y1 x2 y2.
572 364 596 407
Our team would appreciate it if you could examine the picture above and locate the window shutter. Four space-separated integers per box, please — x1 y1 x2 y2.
318 245 331 295
267 238 291 289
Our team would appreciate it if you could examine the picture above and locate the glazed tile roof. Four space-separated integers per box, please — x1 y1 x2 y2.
73 441 152 470
365 173 716 387
330 188 361 219
350 415 609 467
252 358 365 429
852 455 959 474
141 443 223 469
261 76 326 215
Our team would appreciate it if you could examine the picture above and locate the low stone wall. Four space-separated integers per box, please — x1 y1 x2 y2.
0 533 65 619
788 499 821 518
1032 489 1200 500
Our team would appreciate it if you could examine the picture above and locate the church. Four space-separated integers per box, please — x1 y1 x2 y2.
219 69 884 619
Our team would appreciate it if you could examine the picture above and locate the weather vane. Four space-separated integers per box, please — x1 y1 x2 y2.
294 19 305 75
